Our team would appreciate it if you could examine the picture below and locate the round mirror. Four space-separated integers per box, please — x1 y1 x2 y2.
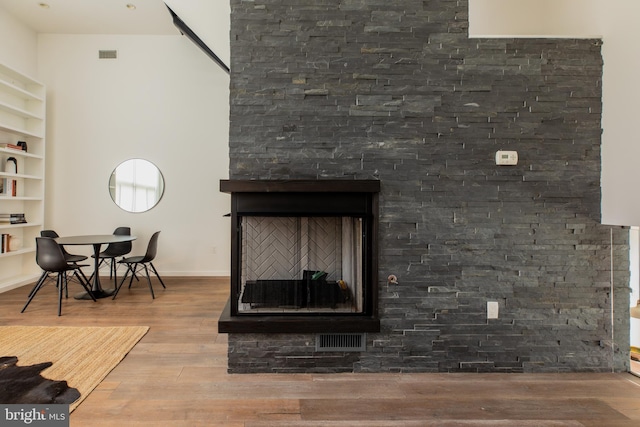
109 159 165 213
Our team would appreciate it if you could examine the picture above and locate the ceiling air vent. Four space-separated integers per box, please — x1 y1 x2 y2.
316 333 366 352
98 50 117 59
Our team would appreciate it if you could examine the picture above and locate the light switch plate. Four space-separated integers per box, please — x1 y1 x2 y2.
495 150 518 165
487 301 499 319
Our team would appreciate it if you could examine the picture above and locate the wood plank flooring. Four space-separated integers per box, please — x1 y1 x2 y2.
1 276 639 426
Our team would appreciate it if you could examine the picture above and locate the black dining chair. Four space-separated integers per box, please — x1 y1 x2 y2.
40 229 89 298
112 231 166 299
41 230 87 264
89 226 132 287
22 237 96 316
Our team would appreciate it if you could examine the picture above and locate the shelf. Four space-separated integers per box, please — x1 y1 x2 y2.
0 122 43 139
0 147 43 160
0 247 35 259
0 172 43 180
0 222 42 231
0 100 42 121
0 62 44 294
0 197 42 202
0 63 44 88
0 79 44 103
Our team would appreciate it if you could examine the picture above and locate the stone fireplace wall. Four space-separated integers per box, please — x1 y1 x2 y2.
226 0 630 373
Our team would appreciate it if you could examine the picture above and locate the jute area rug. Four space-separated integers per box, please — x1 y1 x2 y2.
0 325 149 412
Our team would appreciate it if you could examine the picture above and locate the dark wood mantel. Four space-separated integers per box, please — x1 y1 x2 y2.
220 179 381 194
218 300 380 334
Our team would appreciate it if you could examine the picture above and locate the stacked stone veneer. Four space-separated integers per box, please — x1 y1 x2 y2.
226 0 630 373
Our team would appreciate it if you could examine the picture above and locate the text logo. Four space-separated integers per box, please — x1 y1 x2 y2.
0 405 69 427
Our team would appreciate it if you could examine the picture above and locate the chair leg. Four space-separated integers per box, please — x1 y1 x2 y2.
143 264 155 299
76 266 89 283
131 267 140 282
21 273 49 313
128 264 138 289
63 271 69 298
74 268 97 302
149 262 166 289
88 258 106 282
109 257 121 288
57 273 64 316
113 262 161 300
112 264 131 300
27 271 48 298
109 258 116 279
112 259 118 288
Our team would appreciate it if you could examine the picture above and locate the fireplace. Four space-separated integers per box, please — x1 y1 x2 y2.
218 180 380 333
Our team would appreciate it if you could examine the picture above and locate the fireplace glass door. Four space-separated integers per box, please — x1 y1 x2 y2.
239 216 364 314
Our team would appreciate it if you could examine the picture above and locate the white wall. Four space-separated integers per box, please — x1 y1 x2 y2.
469 0 601 38
592 1 640 227
0 5 37 75
37 34 231 275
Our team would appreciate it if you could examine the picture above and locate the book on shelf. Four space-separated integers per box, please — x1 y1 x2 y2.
0 178 17 196
0 213 26 224
1 233 11 253
0 143 22 151
11 213 26 224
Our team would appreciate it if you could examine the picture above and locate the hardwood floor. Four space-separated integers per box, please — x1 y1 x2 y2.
2 276 640 426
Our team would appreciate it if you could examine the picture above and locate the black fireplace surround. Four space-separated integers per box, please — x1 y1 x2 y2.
218 179 380 333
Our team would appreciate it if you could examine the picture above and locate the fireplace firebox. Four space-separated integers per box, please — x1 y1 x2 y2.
218 180 380 333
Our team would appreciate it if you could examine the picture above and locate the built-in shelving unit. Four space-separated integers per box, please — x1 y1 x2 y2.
0 63 45 292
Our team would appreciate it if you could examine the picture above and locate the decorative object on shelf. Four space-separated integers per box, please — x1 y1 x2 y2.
16 141 27 152
9 235 20 251
5 157 17 174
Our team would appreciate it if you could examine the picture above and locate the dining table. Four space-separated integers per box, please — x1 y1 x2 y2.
54 234 136 299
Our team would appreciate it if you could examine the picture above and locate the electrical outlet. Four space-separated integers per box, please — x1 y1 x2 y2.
487 301 499 319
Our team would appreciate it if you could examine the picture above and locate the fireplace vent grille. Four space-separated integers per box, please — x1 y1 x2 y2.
316 333 366 352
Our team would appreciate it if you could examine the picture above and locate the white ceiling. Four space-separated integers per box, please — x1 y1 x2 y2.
0 0 177 35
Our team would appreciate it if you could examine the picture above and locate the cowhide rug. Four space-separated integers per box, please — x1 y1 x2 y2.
0 356 80 404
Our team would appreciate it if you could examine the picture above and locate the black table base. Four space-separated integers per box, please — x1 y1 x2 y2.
74 288 115 300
